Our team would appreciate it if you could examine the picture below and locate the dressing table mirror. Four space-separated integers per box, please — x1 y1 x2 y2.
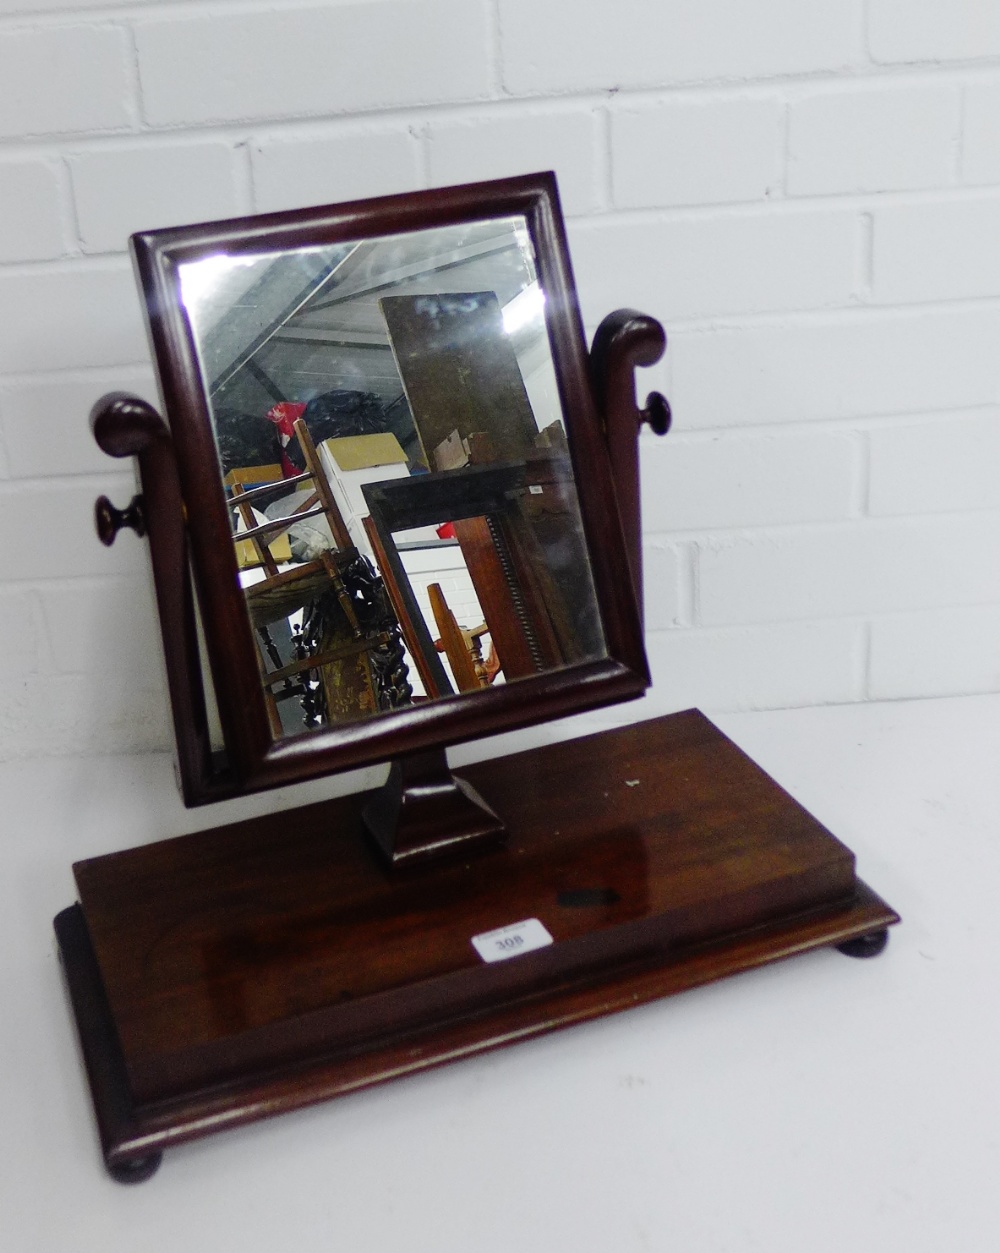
54 173 898 1182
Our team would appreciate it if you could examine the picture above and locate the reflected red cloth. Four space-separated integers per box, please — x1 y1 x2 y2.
265 402 307 478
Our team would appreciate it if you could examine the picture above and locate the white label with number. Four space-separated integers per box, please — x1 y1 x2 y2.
471 918 553 963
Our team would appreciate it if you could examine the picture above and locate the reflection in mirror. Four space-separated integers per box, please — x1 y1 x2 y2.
178 216 606 741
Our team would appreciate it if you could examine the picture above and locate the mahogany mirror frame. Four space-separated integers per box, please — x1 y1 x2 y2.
128 173 650 799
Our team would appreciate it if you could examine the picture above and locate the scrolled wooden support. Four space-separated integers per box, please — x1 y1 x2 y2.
91 391 171 459
90 390 234 805
590 309 671 433
91 394 168 545
588 310 671 626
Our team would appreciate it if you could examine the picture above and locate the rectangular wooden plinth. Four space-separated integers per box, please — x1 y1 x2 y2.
56 711 899 1171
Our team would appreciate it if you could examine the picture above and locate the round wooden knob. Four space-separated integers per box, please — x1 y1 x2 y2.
95 494 146 546
642 391 671 436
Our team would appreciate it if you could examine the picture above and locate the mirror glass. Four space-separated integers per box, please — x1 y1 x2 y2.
177 216 606 741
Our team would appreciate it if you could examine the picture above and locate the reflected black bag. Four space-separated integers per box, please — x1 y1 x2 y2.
214 389 387 477
281 390 386 472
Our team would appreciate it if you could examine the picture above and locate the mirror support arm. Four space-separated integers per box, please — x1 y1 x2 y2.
589 310 671 630
90 392 236 805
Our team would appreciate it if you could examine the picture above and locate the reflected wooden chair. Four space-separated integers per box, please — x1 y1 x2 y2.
227 418 384 735
427 583 495 693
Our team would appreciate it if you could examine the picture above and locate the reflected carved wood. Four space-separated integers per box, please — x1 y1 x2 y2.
452 515 541 679
428 583 485 693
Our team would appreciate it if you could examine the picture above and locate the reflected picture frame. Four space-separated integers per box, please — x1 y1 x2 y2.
131 172 649 795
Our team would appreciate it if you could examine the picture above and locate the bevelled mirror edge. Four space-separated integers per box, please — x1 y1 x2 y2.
127 172 655 801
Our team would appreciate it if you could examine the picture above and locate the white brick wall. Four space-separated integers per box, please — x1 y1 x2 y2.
873 195 1000 303
69 143 245 254
868 0 1000 64
787 84 960 195
870 605 1000 699
0 24 133 138
612 97 785 209
0 161 67 263
868 412 1000 516
135 3 493 127
0 265 146 372
569 208 860 325
499 0 863 93
0 0 998 765
697 515 1000 625
646 619 864 711
963 81 1000 183
639 430 858 531
427 110 602 215
669 309 1000 426
252 128 422 212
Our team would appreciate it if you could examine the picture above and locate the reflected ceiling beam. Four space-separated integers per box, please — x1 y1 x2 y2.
209 243 361 396
243 357 286 402
307 238 519 311
270 328 390 348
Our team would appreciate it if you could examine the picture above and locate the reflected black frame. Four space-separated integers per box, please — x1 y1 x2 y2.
131 172 650 795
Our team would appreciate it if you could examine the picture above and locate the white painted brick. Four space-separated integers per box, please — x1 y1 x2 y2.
70 143 242 254
869 0 1000 64
0 24 131 139
0 478 143 582
0 589 40 679
640 430 856 532
500 0 861 94
427 111 600 215
252 128 422 213
136 2 491 127
612 97 784 209
2 0 129 11
0 264 147 373
0 668 171 761
788 84 959 196
645 619 861 712
641 541 683 630
38 578 163 691
669 308 1000 428
870 605 1000 699
697 514 1000 625
963 81 1000 185
869 412 1000 516
568 209 858 325
0 161 66 263
3 0 130 11
873 196 1000 304
0 369 159 479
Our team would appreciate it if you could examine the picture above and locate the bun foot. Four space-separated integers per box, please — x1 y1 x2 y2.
836 928 889 959
107 1152 162 1184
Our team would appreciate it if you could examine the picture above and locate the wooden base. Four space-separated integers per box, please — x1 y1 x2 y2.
55 711 898 1180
